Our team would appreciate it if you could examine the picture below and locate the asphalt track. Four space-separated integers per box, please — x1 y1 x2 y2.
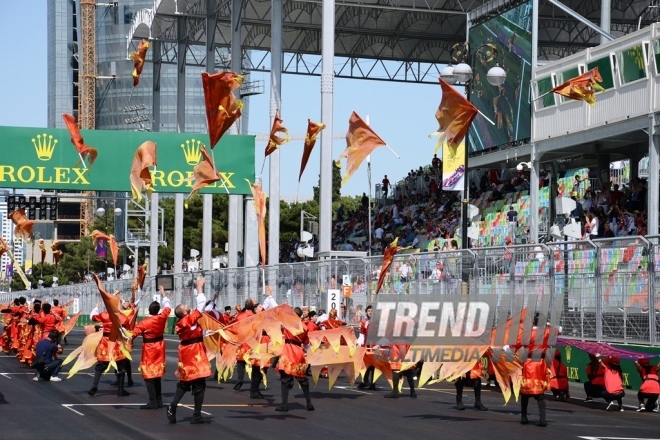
1 329 658 440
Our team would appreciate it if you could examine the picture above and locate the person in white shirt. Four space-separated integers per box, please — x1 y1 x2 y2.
374 227 384 241
399 262 412 282
262 286 278 310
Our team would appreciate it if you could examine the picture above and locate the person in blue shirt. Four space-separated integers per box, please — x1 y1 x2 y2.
33 330 64 382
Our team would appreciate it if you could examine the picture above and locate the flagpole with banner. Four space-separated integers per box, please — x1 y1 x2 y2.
366 115 372 257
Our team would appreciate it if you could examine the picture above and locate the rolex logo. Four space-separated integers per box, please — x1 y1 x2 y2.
181 139 202 165
32 133 58 161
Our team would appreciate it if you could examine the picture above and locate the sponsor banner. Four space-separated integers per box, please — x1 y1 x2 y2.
441 141 465 191
0 126 255 195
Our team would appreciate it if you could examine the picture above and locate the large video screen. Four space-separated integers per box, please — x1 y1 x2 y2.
468 1 532 154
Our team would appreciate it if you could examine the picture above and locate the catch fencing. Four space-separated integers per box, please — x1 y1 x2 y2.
3 236 660 345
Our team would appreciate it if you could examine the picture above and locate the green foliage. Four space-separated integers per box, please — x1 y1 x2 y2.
313 160 342 203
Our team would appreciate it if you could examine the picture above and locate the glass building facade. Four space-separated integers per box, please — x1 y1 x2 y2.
47 0 223 134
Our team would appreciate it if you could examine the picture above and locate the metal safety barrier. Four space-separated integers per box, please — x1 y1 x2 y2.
4 236 660 345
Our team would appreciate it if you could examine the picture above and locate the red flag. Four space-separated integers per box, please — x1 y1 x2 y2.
0 237 8 260
92 274 127 367
201 71 244 148
129 39 150 87
8 208 36 241
62 114 98 167
246 179 267 266
336 112 387 186
550 67 604 106
130 264 147 305
431 79 478 153
51 240 63 269
298 119 325 182
129 140 157 202
264 112 290 157
185 144 222 206
91 230 119 269
375 238 406 295
38 239 46 266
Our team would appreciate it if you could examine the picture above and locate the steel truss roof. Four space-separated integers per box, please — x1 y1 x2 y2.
128 0 660 84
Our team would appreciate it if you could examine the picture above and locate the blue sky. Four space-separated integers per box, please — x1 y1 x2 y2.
0 1 442 198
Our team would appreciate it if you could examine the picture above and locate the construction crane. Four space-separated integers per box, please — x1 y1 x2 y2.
77 1 116 237
77 0 97 237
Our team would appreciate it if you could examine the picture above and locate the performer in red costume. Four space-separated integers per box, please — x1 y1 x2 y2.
584 354 605 401
550 350 570 401
131 286 171 409
88 302 130 397
516 313 558 427
357 305 376 390
233 298 256 393
276 307 314 412
455 359 488 411
167 294 212 424
319 308 346 329
634 358 659 412
32 303 60 341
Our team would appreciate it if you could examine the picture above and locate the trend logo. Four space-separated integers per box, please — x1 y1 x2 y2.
32 133 58 161
181 139 203 166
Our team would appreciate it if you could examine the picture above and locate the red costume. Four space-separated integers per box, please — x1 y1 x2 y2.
278 327 309 377
132 304 171 379
92 311 128 362
550 356 569 395
34 312 59 340
51 305 69 333
175 309 211 381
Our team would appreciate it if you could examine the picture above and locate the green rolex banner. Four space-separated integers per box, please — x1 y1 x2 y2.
0 126 255 195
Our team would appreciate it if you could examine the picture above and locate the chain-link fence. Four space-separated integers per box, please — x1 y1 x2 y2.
4 238 660 345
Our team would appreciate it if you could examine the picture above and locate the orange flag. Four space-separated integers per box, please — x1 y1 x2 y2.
38 239 46 266
51 240 63 269
186 145 221 206
8 208 36 241
375 238 406 295
92 274 130 369
336 112 387 186
91 230 119 269
246 179 267 266
430 79 478 153
130 264 147 305
129 140 157 202
0 237 8 259
264 112 290 157
550 67 604 106
201 71 244 149
298 119 325 182
62 114 98 167
129 39 150 87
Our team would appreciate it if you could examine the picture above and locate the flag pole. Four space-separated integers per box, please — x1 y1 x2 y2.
78 153 87 169
384 145 401 159
532 90 553 102
295 181 300 204
366 115 372 257
477 109 496 126
260 156 266 175
128 87 135 102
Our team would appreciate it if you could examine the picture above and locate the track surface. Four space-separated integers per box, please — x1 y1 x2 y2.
1 329 658 440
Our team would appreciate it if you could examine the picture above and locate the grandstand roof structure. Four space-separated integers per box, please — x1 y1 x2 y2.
127 0 660 84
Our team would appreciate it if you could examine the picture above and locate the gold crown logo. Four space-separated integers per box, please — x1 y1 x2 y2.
32 133 58 161
565 346 571 363
181 139 202 165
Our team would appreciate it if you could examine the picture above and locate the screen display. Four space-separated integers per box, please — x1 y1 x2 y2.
468 1 532 154
156 274 174 291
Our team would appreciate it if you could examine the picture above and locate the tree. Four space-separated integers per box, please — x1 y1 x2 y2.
313 160 342 203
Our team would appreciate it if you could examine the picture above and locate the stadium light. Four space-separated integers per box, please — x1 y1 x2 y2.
442 43 506 88
516 161 532 171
